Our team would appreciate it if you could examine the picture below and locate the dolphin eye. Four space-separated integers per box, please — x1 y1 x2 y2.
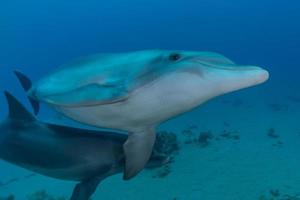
169 53 181 62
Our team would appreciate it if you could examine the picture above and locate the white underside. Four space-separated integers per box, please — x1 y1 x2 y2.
57 72 208 133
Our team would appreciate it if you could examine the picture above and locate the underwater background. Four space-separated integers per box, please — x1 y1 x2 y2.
1 0 300 199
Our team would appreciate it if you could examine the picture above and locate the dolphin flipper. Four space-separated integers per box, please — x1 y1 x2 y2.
123 128 156 180
14 70 40 115
70 178 101 200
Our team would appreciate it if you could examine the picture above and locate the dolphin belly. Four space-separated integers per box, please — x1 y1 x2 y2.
55 72 205 132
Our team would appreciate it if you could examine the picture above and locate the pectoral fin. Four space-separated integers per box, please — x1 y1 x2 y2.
70 178 101 200
123 128 156 180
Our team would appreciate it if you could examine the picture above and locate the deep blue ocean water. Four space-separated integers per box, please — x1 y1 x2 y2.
1 0 300 199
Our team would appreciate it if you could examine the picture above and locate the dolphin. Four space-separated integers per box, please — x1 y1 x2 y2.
0 91 169 200
15 49 269 179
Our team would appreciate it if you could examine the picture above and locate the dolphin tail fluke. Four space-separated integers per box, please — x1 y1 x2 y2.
123 128 156 180
4 91 35 121
14 70 40 115
70 178 101 200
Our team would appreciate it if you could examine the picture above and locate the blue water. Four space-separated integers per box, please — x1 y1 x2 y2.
1 0 300 199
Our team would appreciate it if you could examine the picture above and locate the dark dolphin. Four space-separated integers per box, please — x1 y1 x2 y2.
0 91 169 200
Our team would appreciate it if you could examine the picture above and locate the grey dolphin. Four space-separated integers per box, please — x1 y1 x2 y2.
16 49 269 179
0 91 169 200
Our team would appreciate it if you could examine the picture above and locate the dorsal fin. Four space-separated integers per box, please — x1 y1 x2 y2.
14 70 40 115
4 91 35 121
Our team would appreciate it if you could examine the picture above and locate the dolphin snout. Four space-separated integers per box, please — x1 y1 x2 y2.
240 67 269 85
254 68 269 84
207 66 270 95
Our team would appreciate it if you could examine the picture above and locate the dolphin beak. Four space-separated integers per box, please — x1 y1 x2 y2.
240 66 269 84
215 66 269 94
191 59 270 96
256 68 269 83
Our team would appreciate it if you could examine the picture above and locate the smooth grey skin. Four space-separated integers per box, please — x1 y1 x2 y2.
0 91 168 200
20 50 269 180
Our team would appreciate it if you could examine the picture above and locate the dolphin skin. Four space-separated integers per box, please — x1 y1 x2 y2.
17 49 269 179
0 91 169 200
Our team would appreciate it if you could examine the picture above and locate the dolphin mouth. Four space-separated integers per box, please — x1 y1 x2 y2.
192 59 269 85
193 59 263 71
208 65 261 71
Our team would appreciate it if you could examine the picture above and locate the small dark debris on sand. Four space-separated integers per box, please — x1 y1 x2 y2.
268 128 283 147
181 127 215 147
219 130 240 141
182 125 240 146
27 190 66 200
196 131 214 147
152 165 172 179
154 131 180 156
270 189 280 197
267 128 280 139
259 189 300 200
